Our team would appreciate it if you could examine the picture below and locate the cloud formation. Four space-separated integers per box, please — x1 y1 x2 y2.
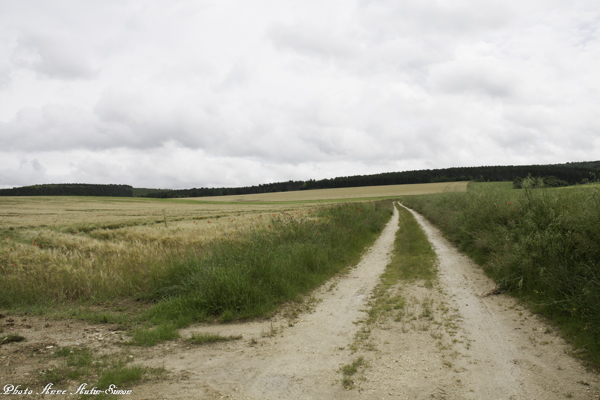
0 0 598 189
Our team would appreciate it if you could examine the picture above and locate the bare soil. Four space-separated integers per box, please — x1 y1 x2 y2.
2 203 599 399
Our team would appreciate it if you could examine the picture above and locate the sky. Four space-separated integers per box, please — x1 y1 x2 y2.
1 0 599 189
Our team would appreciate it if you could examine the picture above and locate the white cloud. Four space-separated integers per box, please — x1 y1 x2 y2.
0 0 599 189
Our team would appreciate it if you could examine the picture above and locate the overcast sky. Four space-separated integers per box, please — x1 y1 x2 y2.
1 1 598 189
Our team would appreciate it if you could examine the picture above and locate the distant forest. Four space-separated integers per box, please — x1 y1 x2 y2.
144 161 600 199
0 183 133 197
1 162 598 198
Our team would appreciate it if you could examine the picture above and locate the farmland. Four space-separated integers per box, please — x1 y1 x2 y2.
2 181 599 399
3 180 467 313
0 196 319 308
0 181 466 310
185 181 468 202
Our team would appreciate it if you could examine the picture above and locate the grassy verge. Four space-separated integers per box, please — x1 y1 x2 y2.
133 201 394 343
400 182 600 366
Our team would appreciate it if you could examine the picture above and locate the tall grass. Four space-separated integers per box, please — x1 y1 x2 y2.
144 201 394 326
400 183 600 365
1 201 393 330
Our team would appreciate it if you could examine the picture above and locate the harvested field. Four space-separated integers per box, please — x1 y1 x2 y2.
185 181 468 202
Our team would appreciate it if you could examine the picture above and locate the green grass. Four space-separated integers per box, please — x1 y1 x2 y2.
141 201 394 334
390 204 437 284
130 323 180 347
400 181 600 366
340 356 367 389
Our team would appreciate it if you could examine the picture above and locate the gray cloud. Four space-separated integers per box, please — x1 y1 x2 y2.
268 23 358 60
0 1 599 189
427 58 518 98
13 34 97 80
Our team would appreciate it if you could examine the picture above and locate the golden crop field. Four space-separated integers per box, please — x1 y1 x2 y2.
185 181 468 202
0 182 466 306
0 196 321 304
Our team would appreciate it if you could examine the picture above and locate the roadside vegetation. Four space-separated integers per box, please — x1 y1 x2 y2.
400 179 600 366
1 199 393 340
137 200 394 343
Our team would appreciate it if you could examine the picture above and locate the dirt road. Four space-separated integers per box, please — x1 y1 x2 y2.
3 204 599 399
126 203 599 399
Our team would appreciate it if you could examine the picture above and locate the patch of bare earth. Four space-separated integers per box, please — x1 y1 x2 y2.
2 204 600 399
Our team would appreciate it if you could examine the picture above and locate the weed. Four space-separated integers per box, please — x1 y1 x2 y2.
340 356 367 389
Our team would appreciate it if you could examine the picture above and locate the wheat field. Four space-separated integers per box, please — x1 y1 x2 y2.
185 181 468 202
0 182 466 305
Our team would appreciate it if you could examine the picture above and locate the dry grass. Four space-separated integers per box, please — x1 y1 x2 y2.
184 182 468 202
0 196 319 305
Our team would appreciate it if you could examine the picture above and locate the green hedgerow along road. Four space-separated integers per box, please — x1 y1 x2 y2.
126 203 599 400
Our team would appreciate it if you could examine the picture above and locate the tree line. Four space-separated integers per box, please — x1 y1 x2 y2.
1 162 597 198
0 183 133 197
143 162 599 199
